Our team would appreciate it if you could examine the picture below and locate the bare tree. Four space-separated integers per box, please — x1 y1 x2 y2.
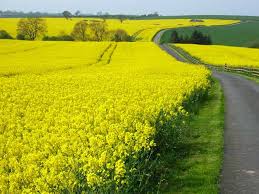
17 18 47 40
89 21 107 41
62 11 73 20
71 20 88 41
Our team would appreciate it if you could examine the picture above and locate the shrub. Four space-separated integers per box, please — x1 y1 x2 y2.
0 30 13 39
170 30 212 45
190 30 212 45
16 33 26 40
42 35 74 41
111 29 134 42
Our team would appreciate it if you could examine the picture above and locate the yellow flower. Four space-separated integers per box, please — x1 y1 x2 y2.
0 40 210 192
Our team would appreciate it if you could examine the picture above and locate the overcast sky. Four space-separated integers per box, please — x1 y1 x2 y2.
1 0 259 16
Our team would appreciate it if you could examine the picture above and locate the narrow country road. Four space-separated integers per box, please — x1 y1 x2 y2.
153 30 187 62
154 30 259 193
213 72 259 194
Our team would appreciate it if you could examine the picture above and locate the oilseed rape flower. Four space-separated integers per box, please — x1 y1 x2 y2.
0 40 210 192
0 18 238 41
176 44 259 68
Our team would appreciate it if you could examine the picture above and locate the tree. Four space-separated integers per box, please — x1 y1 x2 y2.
171 31 180 43
62 11 73 20
182 35 189 43
206 35 212 45
71 20 88 41
102 12 110 20
190 30 203 44
89 21 107 41
147 12 159 17
17 18 47 40
112 29 132 42
190 30 212 45
119 16 127 23
97 11 103 16
170 30 212 45
74 10 81 17
153 12 159 17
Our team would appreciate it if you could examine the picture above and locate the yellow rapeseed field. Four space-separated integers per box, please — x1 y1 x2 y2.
0 18 238 41
0 40 210 192
0 40 111 75
176 44 259 68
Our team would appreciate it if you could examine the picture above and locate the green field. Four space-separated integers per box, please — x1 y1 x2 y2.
160 21 259 47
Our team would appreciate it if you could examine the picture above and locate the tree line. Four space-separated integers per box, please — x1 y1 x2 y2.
0 10 60 17
0 10 160 19
0 18 135 42
170 30 212 45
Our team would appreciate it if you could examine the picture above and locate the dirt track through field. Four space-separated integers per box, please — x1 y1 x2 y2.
154 31 259 194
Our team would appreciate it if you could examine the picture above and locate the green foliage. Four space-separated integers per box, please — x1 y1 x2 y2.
71 20 88 41
111 29 134 42
62 10 73 20
170 31 180 43
71 20 114 42
89 21 108 41
42 35 74 41
161 80 224 194
16 33 25 40
190 30 212 45
0 30 13 39
249 41 259 48
17 18 47 40
170 30 212 45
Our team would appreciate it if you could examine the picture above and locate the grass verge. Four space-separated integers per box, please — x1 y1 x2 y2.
161 79 224 194
228 71 259 84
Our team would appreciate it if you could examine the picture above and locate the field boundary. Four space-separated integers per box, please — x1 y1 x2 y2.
161 79 224 194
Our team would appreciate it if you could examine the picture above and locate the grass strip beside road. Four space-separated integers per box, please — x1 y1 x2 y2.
228 71 259 84
162 79 224 194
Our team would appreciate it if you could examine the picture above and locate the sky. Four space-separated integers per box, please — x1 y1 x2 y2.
1 0 259 16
